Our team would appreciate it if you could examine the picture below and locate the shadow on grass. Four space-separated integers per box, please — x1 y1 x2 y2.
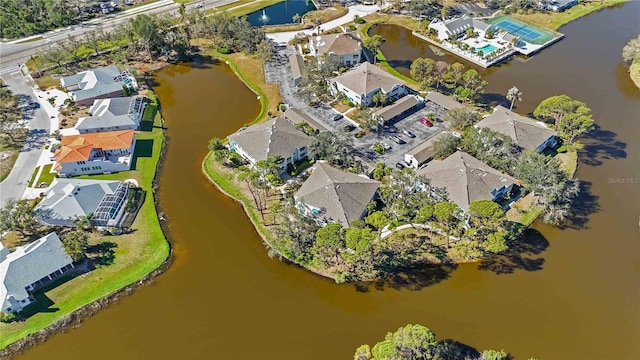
130 139 154 170
17 272 79 319
87 241 117 267
477 228 549 274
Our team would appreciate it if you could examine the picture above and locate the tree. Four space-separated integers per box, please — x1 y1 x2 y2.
374 324 439 360
310 131 361 171
432 132 460 159
372 162 390 181
443 62 465 89
0 199 38 236
354 344 371 360
365 211 389 236
468 199 505 244
506 86 523 110
256 40 273 61
533 95 595 145
622 33 640 63
73 214 93 232
372 91 387 107
345 227 375 254
62 230 89 262
434 202 459 248
465 28 475 39
410 57 435 89
460 127 521 174
441 5 450 19
480 349 510 360
485 29 495 39
292 13 301 24
416 204 434 223
130 14 162 59
459 69 488 102
312 223 344 266
364 35 385 64
433 60 449 90
444 107 480 130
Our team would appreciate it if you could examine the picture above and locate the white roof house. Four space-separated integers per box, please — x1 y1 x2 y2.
60 65 137 106
73 96 146 134
34 178 130 228
0 233 74 314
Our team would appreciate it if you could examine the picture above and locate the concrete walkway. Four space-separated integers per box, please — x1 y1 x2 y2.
380 222 460 241
265 4 381 44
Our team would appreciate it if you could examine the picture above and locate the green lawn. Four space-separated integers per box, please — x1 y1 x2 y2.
0 91 169 350
216 0 284 16
509 0 628 30
34 164 55 187
27 166 40 188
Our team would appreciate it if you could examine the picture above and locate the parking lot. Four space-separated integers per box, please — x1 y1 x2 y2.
265 45 451 170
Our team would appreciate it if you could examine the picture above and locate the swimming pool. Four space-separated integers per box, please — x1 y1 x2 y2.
475 44 497 55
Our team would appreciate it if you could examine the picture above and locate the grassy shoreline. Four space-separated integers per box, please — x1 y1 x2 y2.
509 0 628 30
0 91 171 351
630 60 640 90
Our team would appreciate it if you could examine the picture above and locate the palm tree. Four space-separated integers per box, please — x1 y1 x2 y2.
292 13 301 24
506 86 523 110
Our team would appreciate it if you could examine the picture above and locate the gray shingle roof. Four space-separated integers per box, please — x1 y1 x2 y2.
1 233 73 313
34 178 124 226
373 95 421 122
77 96 144 132
310 32 362 57
417 151 515 211
229 117 312 163
295 162 380 227
475 105 556 150
284 108 326 131
332 62 406 95
425 91 464 111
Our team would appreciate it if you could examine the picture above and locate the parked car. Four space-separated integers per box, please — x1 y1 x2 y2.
343 124 355 132
195 3 204 9
332 113 344 121
402 130 416 138
395 162 405 170
420 117 434 127
390 135 405 145
382 142 391 150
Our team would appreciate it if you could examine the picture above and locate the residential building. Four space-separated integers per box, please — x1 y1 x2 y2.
417 151 516 211
74 96 146 134
0 233 74 314
60 65 137 106
475 105 557 152
34 178 130 228
329 62 408 107
228 117 312 173
547 0 578 12
295 162 380 227
308 32 362 66
373 95 424 124
284 108 326 132
429 16 491 41
404 134 442 169
54 129 136 177
289 54 304 86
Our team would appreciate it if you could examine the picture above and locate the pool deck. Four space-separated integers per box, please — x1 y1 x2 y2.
412 32 517 68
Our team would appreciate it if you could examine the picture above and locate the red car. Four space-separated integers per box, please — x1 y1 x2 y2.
420 117 433 127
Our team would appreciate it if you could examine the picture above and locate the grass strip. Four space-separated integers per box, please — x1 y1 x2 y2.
0 91 169 350
509 0 628 30
34 164 55 186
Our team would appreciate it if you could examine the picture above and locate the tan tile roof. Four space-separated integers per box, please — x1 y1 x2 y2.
332 62 406 95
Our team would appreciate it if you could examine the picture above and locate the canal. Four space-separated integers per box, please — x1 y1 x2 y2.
15 3 640 359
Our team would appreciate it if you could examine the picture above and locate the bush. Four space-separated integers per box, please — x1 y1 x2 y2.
217 47 232 54
0 312 20 323
355 130 366 138
347 25 356 31
354 16 366 24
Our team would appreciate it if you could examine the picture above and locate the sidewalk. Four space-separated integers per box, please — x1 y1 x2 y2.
266 4 381 44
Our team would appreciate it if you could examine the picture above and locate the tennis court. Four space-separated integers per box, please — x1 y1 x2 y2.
487 16 554 45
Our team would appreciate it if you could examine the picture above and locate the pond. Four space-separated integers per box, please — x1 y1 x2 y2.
14 3 640 359
246 0 316 26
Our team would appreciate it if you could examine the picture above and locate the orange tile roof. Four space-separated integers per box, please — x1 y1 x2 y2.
54 130 135 164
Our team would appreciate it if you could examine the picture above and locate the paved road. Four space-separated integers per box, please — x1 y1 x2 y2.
0 72 51 207
0 0 238 76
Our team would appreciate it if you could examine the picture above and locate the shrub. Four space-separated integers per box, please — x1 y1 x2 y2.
354 16 366 24
355 130 366 138
0 312 21 323
217 47 232 54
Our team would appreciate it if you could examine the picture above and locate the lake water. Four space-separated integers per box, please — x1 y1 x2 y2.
14 3 640 359
246 0 316 26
